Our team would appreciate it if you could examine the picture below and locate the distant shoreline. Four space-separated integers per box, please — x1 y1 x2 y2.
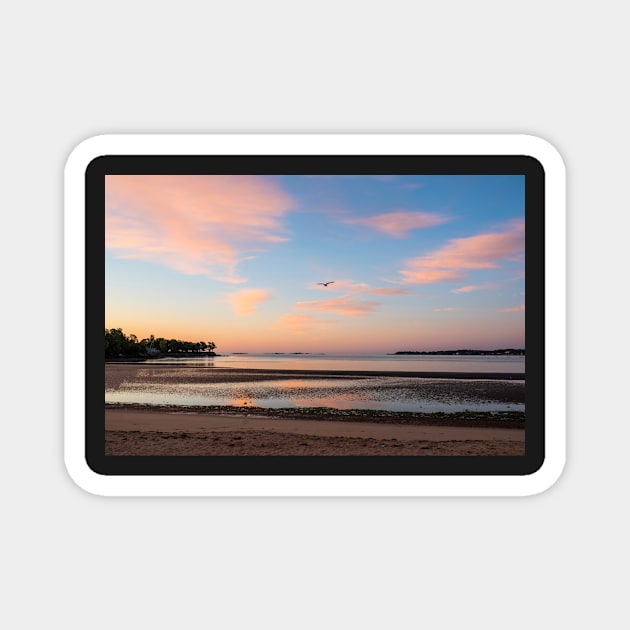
105 350 525 363
391 349 525 356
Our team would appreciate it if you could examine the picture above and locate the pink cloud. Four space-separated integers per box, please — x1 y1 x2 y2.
451 283 499 294
343 210 449 237
451 285 479 294
224 289 272 315
399 221 524 284
295 296 382 317
106 175 294 283
433 307 460 312
364 287 411 296
312 280 411 296
400 268 464 284
500 304 525 313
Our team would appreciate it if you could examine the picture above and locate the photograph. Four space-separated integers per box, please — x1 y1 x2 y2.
104 171 527 459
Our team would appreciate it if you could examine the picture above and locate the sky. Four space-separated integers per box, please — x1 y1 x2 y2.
105 174 525 354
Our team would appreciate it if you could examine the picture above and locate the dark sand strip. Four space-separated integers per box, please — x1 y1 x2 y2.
106 408 524 441
209 367 525 380
107 363 524 380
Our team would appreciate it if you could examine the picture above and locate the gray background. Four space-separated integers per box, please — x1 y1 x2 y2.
2 1 626 628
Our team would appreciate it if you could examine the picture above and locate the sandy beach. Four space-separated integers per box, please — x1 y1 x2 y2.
105 362 525 456
105 406 525 456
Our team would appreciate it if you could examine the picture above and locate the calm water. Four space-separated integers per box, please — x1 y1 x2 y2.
144 353 525 373
107 354 525 414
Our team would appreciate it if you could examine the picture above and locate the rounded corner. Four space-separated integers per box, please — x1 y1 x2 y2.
64 454 110 497
517 134 567 176
520 450 566 497
64 134 113 178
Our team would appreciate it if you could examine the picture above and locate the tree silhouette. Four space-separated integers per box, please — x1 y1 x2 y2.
106 328 217 358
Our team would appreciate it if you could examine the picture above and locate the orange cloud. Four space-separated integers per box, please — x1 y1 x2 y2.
273 314 334 335
399 221 524 284
295 296 382 317
224 288 272 315
344 210 449 237
106 175 294 283
500 304 525 312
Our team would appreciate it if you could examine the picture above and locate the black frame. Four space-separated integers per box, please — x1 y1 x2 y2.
88 155 544 476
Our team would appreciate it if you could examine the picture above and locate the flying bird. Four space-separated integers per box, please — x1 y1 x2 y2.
317 281 335 287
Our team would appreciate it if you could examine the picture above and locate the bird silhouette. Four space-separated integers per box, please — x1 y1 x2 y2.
317 281 335 287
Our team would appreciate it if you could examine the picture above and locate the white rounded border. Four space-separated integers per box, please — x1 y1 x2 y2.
64 134 565 497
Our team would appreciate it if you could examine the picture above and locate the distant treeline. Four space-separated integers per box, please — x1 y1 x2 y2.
392 349 525 356
105 328 216 359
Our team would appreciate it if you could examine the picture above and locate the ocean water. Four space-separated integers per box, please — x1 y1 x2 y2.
143 352 525 374
106 354 525 414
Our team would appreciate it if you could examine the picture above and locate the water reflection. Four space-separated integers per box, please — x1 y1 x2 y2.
106 373 524 414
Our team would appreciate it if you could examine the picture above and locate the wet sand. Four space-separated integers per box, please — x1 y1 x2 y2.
105 364 525 412
105 407 525 456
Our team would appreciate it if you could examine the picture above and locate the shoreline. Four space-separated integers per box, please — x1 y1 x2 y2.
105 402 525 428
